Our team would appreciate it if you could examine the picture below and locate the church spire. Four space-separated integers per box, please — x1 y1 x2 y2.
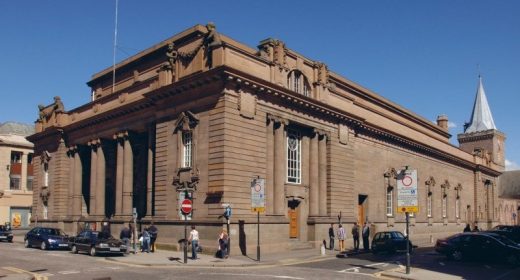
463 76 497 133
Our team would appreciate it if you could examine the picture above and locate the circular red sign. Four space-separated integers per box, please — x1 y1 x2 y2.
181 199 192 215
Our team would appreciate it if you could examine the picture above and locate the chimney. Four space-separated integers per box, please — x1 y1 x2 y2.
437 115 449 130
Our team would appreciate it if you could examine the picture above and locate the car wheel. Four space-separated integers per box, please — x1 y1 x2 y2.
40 241 47 250
451 250 463 261
506 254 519 266
24 239 30 248
71 245 78 254
90 246 96 256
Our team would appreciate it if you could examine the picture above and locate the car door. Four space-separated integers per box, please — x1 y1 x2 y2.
76 231 88 251
26 228 37 246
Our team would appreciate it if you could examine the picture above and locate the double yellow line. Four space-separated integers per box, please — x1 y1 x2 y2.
2 266 48 280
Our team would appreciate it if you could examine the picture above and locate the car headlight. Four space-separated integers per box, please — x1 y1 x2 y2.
99 243 109 248
48 239 56 243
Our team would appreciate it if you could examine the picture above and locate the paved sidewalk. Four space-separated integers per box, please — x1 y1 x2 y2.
104 247 340 267
0 267 34 280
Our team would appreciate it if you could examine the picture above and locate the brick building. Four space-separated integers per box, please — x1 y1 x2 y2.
27 23 505 253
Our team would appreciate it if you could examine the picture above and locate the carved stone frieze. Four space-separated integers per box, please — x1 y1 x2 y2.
174 111 199 133
172 167 200 192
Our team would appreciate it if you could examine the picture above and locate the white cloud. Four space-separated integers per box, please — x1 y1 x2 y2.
505 159 520 171
447 121 457 129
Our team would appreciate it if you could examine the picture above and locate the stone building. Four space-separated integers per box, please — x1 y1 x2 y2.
0 122 34 228
27 23 505 253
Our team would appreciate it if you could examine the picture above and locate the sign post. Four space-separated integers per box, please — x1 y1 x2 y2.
223 205 232 256
181 198 192 264
132 207 137 254
251 177 265 262
397 167 417 275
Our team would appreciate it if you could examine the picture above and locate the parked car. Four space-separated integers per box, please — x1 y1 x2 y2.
24 227 70 250
492 225 520 243
0 225 13 242
484 230 520 245
69 230 126 256
435 232 520 265
371 231 413 254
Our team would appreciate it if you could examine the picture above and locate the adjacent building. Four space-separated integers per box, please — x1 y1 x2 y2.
0 122 34 228
27 24 507 253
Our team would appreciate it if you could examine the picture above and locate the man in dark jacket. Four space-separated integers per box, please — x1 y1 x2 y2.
328 223 335 251
148 222 158 253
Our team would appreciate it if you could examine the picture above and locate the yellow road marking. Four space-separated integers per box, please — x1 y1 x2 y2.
2 266 48 280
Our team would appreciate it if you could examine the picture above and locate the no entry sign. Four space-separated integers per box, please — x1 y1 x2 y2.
181 199 192 215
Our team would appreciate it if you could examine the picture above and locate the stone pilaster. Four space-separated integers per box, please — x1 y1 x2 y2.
318 132 327 216
146 126 155 217
122 133 134 216
273 117 287 215
88 140 98 216
309 132 319 216
95 140 106 217
73 146 83 218
114 133 125 216
266 115 275 215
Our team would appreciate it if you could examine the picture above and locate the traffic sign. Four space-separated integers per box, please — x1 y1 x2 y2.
251 178 265 213
397 169 419 213
181 199 192 215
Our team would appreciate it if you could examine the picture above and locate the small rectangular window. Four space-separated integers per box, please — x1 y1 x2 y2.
10 177 21 190
182 131 192 168
442 196 447 218
26 177 34 191
427 195 432 218
386 189 393 216
286 129 301 184
455 198 460 219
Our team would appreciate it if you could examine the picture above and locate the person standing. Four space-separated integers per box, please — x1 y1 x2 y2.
472 225 480 232
119 223 132 254
352 222 360 251
218 228 229 258
337 224 346 252
362 222 370 251
141 227 151 253
328 223 335 251
463 224 471 232
148 221 158 253
188 225 199 260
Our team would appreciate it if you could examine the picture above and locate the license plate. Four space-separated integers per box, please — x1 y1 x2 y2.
109 248 120 252
59 244 69 247
0 236 6 239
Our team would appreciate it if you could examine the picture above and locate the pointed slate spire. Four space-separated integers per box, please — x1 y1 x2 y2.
464 76 497 133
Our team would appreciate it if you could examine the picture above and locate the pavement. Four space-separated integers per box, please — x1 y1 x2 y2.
5 230 464 280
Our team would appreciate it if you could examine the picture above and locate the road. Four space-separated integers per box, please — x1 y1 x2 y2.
2 241 520 280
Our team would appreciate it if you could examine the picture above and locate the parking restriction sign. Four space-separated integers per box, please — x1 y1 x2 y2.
397 169 419 213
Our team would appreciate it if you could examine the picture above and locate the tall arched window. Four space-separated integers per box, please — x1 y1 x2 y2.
287 70 310 97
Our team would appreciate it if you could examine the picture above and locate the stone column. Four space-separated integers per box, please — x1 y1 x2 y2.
318 133 327 216
73 146 83 217
273 119 286 215
309 132 319 216
146 126 154 217
67 148 75 217
122 134 133 216
115 134 124 216
89 140 98 216
21 153 27 190
266 116 275 215
96 140 106 217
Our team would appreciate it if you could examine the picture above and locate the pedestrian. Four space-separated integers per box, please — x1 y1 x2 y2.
337 224 346 252
119 223 132 254
362 222 370 251
472 224 480 232
188 225 199 260
328 223 335 251
141 227 151 253
218 228 229 258
148 221 158 253
352 222 360 251
463 224 471 232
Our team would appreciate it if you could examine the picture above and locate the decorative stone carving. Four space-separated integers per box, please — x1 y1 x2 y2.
204 22 222 49
174 111 199 133
166 42 178 71
384 168 398 190
37 96 66 126
425 176 436 196
40 186 50 206
441 180 451 197
40 150 52 164
316 62 329 85
273 39 287 67
173 167 200 192
238 90 256 119
257 40 272 61
339 124 349 145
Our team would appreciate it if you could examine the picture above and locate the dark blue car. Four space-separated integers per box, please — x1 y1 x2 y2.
24 227 69 250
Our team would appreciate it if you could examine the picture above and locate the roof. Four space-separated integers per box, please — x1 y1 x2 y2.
0 134 34 148
464 76 497 133
0 122 34 136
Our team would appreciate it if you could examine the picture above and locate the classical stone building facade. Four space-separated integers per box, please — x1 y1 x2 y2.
0 122 34 228
27 24 505 253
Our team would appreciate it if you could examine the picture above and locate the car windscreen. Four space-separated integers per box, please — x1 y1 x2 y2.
42 228 63 236
391 232 405 239
0 225 5 231
492 234 518 247
93 231 113 239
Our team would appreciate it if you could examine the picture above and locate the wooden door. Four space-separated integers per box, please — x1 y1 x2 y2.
358 204 364 226
289 209 298 238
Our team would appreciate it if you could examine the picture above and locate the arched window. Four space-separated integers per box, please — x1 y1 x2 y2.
287 70 310 97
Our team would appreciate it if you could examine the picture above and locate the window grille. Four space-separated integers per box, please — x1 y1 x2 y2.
455 198 460 218
442 195 447 218
286 129 301 184
386 188 393 216
287 71 310 97
10 177 21 190
182 131 192 168
427 195 432 217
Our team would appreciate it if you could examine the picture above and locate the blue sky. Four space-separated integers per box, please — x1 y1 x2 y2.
1 0 519 170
